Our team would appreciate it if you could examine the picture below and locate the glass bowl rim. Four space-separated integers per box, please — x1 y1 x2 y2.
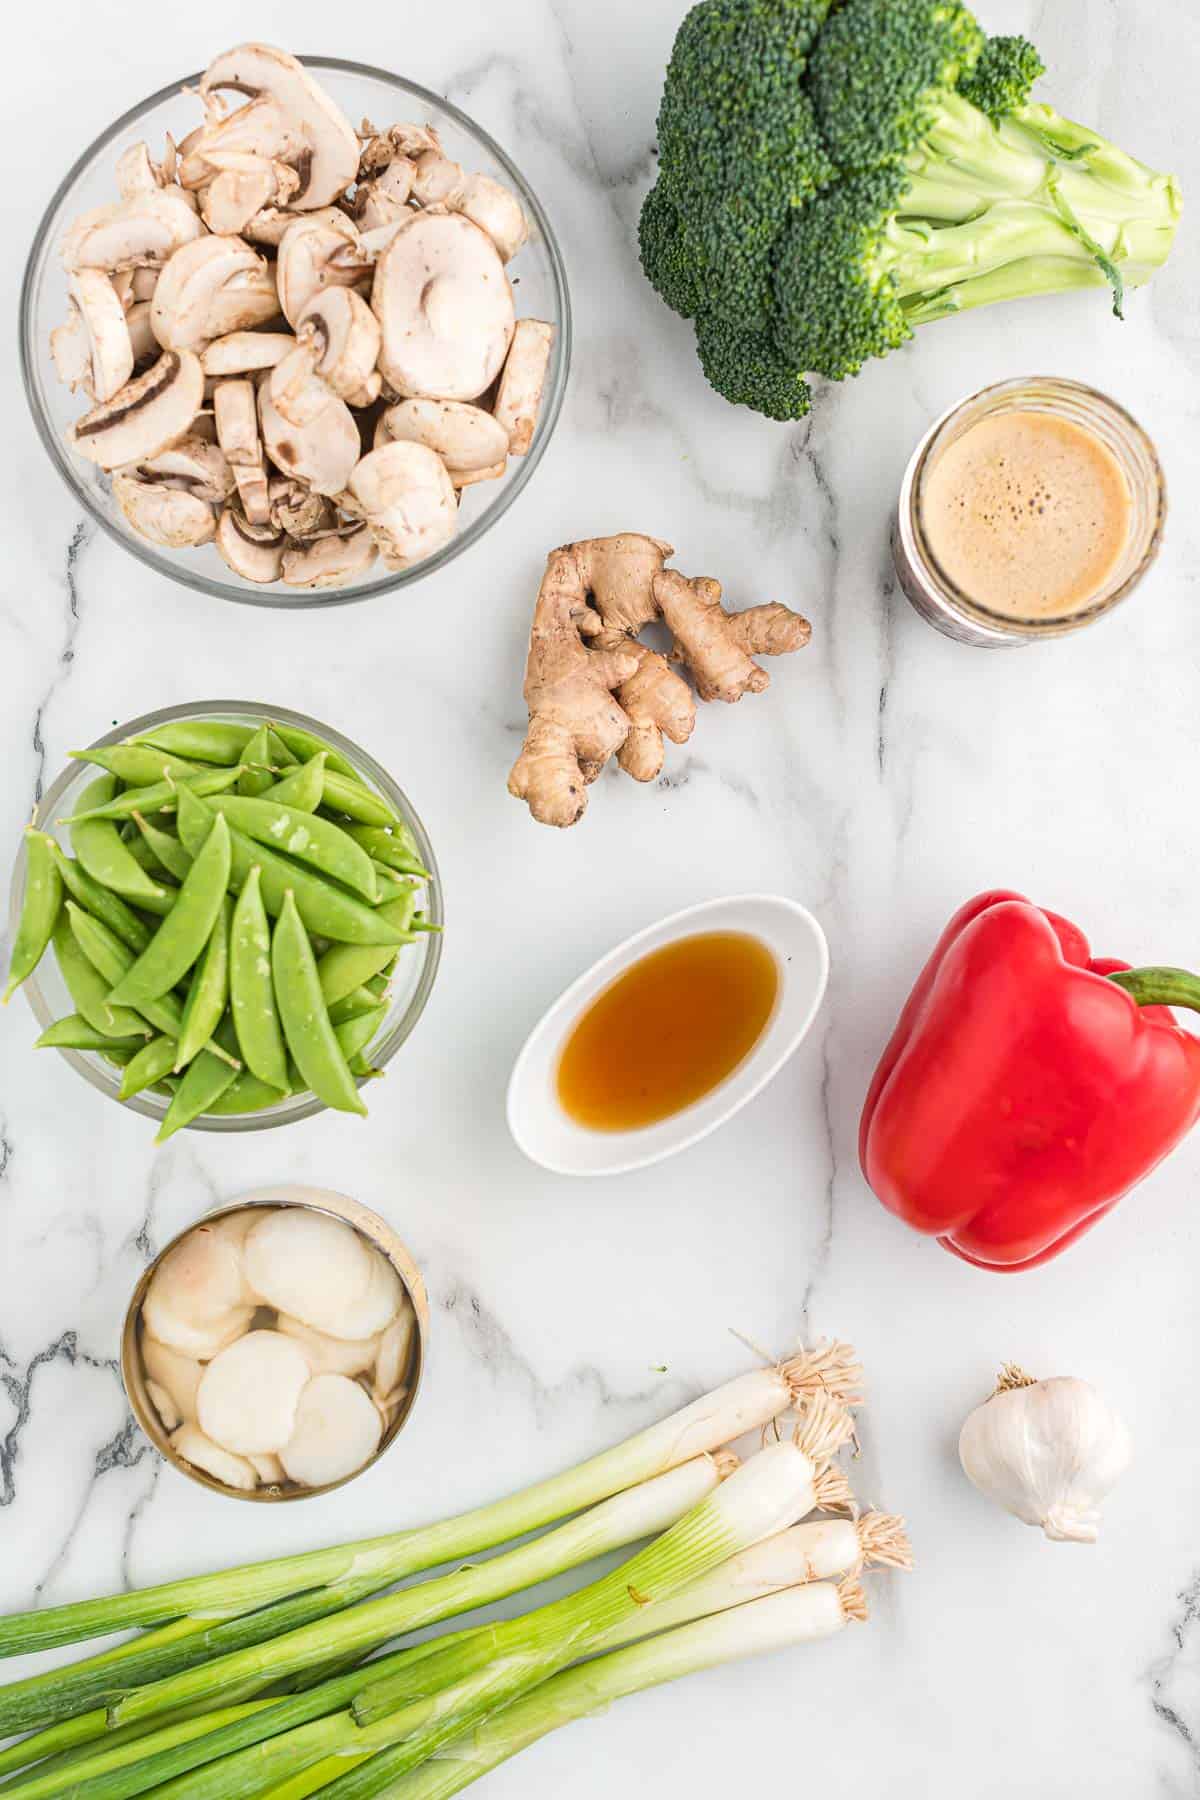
9 698 443 1130
19 54 573 610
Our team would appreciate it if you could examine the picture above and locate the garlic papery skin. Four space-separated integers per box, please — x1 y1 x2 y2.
958 1365 1132 1544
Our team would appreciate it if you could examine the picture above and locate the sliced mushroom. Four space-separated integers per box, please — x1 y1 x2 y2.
202 330 296 376
116 141 175 200
276 1314 381 1377
353 157 415 231
126 301 159 368
204 265 280 336
215 506 286 582
170 1423 258 1492
50 271 134 402
200 151 300 235
70 350 204 469
358 121 441 179
242 201 344 248
276 212 369 327
135 434 235 502
178 95 292 187
130 267 159 303
375 398 508 479
347 440 457 566
214 378 271 523
280 525 377 588
344 370 383 410
151 236 275 351
141 1336 203 1426
410 150 529 262
492 318 554 455
268 476 332 537
270 287 381 427
61 189 205 273
371 212 514 401
196 1329 312 1456
114 475 216 548
259 381 359 495
278 1373 382 1488
200 44 360 210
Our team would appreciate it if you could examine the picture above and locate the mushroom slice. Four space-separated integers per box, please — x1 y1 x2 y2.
353 157 416 231
278 1374 382 1488
202 331 296 377
200 44 360 210
114 475 216 548
215 506 286 582
141 1336 203 1426
243 1209 374 1334
126 301 158 369
358 122 441 179
70 350 204 470
200 152 298 236
151 237 273 352
453 459 506 490
375 398 508 478
136 434 235 503
130 267 159 303
410 151 529 263
270 288 381 427
116 142 174 200
276 213 369 327
51 271 135 402
348 440 457 566
242 201 341 248
196 1330 312 1456
268 477 332 537
205 266 281 337
344 371 382 410
492 319 555 456
214 378 271 524
178 96 292 188
280 526 376 588
259 382 359 496
277 1314 381 1377
371 212 514 401
170 1424 258 1492
61 190 205 274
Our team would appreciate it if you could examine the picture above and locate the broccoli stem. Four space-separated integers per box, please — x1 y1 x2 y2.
900 254 1117 325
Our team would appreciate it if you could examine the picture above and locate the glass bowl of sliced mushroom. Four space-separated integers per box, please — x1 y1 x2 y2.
122 1187 429 1500
20 46 570 605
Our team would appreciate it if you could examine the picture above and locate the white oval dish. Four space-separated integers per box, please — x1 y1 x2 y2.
506 894 829 1177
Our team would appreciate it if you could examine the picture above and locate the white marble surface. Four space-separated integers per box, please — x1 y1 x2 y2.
2 1 1199 1793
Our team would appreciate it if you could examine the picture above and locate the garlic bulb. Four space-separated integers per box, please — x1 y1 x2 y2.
958 1364 1131 1543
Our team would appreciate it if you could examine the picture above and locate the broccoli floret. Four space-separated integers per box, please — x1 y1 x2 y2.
694 314 812 419
958 34 1045 122
637 0 1181 421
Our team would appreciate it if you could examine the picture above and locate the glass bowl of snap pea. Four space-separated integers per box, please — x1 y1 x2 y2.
6 702 442 1133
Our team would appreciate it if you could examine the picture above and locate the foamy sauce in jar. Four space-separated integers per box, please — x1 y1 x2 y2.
893 378 1166 645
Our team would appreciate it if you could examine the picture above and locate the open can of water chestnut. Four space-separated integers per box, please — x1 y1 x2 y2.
892 375 1166 646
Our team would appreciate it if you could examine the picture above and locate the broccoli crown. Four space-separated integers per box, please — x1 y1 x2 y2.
639 0 1179 418
958 34 1045 122
694 314 813 420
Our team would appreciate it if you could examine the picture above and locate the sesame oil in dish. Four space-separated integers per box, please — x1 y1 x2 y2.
555 931 780 1133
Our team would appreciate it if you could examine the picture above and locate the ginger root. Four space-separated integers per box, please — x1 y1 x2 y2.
508 534 811 827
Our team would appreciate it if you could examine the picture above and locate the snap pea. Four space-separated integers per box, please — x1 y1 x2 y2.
333 1004 387 1062
122 830 170 875
120 1034 180 1101
175 896 232 1070
344 822 427 875
36 1015 149 1053
4 830 63 1001
266 728 299 768
328 986 384 1026
272 890 366 1116
47 845 153 953
73 745 205 787
135 721 254 765
67 899 238 1067
53 912 150 1040
364 970 393 999
320 770 402 828
270 724 357 781
264 752 326 813
71 777 166 906
108 814 232 1008
237 724 278 798
176 784 407 948
132 811 193 883
207 795 378 901
370 863 418 903
229 866 289 1092
157 1041 238 1142
60 766 242 825
204 1071 291 1115
315 897 419 1006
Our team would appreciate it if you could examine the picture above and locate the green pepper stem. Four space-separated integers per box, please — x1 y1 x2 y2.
1106 967 1200 1015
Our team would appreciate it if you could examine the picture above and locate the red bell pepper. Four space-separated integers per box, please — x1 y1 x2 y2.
859 890 1200 1270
